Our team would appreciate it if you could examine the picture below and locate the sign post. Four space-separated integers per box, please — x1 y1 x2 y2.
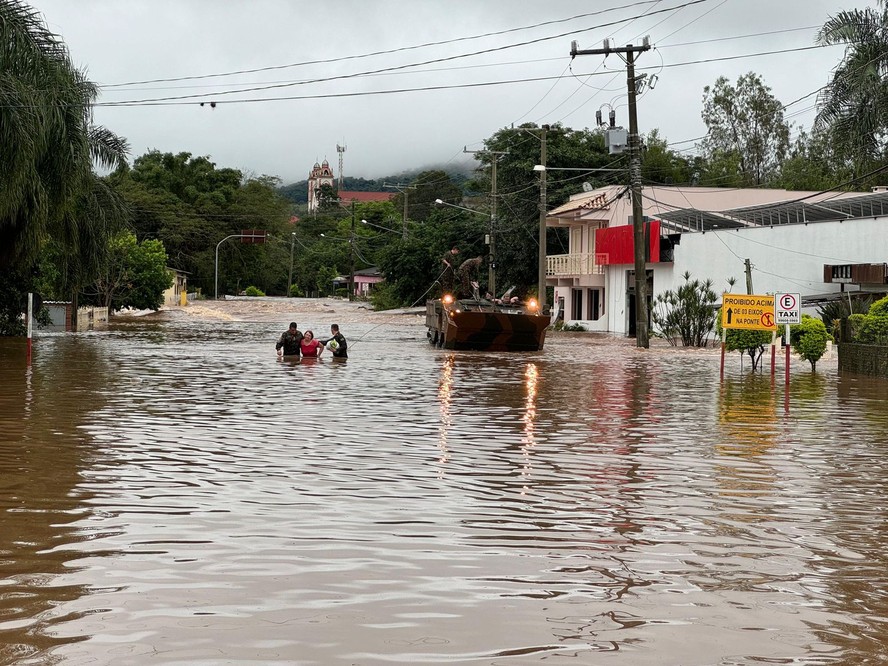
27 292 33 364
775 293 800 414
720 293 777 380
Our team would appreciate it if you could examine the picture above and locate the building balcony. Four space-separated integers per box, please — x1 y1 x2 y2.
546 253 605 277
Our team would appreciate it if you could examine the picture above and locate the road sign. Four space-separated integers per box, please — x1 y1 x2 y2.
775 292 801 325
721 293 777 331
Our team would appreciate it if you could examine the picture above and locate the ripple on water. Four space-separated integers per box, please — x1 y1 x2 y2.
0 324 886 663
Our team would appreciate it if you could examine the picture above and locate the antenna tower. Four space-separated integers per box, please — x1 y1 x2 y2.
336 143 347 190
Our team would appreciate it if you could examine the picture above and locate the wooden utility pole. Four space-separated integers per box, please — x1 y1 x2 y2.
384 183 416 239
745 258 754 294
464 147 508 298
538 125 548 310
349 201 356 300
571 40 651 347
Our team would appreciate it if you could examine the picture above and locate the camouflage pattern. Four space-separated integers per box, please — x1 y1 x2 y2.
426 298 550 351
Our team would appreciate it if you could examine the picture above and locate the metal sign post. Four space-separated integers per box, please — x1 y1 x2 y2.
27 292 33 364
775 293 800 414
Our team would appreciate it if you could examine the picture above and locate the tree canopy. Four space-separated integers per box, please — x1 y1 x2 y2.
700 72 790 186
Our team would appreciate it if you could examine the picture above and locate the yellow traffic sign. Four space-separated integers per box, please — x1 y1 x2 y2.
721 293 777 331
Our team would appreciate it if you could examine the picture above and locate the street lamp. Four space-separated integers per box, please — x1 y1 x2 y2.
361 219 401 234
287 232 296 297
215 233 247 300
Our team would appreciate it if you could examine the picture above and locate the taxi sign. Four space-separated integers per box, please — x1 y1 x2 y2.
775 292 801 325
721 293 777 331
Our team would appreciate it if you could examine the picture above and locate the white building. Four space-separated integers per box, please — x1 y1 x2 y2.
545 185 888 335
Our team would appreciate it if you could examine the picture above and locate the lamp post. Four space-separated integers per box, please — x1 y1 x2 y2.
287 232 296 297
215 234 243 300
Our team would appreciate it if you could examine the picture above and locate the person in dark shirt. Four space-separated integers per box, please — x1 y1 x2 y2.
319 323 348 359
275 322 303 357
440 247 459 295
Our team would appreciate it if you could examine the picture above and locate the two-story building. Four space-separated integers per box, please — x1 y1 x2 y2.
545 185 888 335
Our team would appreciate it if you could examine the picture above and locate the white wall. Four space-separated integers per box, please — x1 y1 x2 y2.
668 216 887 298
565 215 888 335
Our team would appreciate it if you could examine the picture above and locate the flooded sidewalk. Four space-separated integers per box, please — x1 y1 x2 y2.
0 301 885 664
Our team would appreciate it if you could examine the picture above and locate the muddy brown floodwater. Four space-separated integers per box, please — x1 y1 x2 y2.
1 297 887 664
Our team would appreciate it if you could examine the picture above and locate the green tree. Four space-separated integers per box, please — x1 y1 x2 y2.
642 130 694 185
724 328 775 372
112 152 293 296
0 1 129 331
88 232 173 314
701 72 790 186
790 315 832 371
391 169 463 223
776 128 850 191
651 272 717 347
316 183 340 213
471 122 614 293
0 0 119 268
816 1 888 176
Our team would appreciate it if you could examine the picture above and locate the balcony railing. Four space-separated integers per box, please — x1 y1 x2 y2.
546 253 605 276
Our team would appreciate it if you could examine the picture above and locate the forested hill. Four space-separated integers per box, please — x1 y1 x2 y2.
278 165 475 204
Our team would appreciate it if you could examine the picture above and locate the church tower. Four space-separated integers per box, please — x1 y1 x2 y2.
307 159 335 213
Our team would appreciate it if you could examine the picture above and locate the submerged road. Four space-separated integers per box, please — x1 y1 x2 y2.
0 298 885 664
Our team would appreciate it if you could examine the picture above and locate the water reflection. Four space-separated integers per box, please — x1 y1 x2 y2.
1 322 888 663
0 337 117 664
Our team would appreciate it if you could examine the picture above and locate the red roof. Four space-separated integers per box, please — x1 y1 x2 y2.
339 191 395 203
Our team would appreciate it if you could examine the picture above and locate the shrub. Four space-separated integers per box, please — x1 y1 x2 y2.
847 313 866 340
651 272 717 347
288 284 304 298
557 321 586 332
857 314 888 345
370 282 404 311
718 320 784 372
791 315 832 371
244 286 265 297
868 295 888 318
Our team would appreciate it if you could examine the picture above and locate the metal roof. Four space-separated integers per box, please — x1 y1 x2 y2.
657 191 888 233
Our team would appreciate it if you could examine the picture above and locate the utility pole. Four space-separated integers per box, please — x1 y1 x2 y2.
349 200 356 301
538 124 548 311
745 258 753 294
288 232 295 297
464 147 508 298
384 183 416 239
571 39 651 348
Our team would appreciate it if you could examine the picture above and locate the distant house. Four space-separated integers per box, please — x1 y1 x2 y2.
162 268 189 307
332 267 384 297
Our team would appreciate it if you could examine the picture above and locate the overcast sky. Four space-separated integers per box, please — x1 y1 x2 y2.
31 0 877 185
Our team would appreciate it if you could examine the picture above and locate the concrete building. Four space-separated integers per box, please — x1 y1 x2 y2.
545 185 888 335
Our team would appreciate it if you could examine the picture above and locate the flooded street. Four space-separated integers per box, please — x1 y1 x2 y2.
1 302 888 664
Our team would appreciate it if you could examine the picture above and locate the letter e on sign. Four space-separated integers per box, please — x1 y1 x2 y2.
775 292 801 325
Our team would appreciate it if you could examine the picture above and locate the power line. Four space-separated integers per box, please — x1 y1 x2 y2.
94 0 714 106
100 0 664 88
83 43 842 110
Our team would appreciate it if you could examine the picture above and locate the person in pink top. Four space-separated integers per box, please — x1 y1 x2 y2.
300 329 324 358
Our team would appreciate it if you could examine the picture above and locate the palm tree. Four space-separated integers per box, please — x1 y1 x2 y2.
815 2 888 176
1 0 130 330
0 0 129 271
